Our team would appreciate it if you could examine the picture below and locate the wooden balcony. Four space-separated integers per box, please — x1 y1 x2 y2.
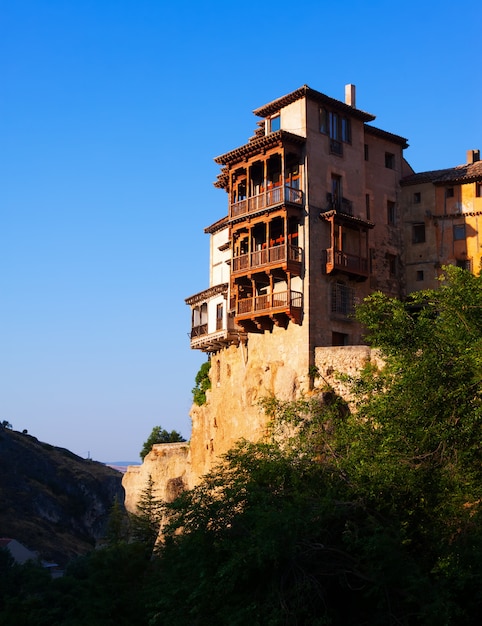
235 290 302 330
230 185 303 220
189 324 241 352
323 248 369 279
232 243 302 276
190 324 208 339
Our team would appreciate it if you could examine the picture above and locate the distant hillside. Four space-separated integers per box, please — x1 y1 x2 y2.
0 427 124 566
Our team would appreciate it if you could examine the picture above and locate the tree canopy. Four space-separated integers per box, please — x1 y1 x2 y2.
2 266 481 625
139 425 186 460
151 266 482 625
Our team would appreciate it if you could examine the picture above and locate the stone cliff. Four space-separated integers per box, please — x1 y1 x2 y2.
0 427 124 565
123 341 378 512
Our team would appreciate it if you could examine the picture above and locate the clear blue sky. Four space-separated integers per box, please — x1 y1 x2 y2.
1 0 481 462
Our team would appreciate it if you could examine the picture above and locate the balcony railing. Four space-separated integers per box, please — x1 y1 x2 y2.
324 248 369 277
190 323 208 338
232 243 302 274
236 290 302 316
231 184 303 219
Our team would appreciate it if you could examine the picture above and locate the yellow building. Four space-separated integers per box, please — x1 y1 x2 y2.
401 149 482 294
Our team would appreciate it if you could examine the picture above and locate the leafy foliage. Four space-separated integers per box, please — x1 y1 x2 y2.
104 495 129 547
139 425 186 460
150 266 482 625
129 475 164 553
191 359 211 406
3 267 482 625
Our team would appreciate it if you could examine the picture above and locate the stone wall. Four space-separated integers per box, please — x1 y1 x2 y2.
313 345 381 399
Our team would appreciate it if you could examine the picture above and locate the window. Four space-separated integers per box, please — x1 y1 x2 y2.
365 194 371 220
456 259 472 271
453 224 466 241
416 270 424 282
331 174 342 209
413 192 421 203
341 117 351 143
320 107 351 155
286 158 300 190
412 223 426 243
476 183 482 198
269 115 280 132
216 303 223 330
387 200 396 225
331 282 355 316
364 144 369 161
446 187 454 198
387 254 398 277
385 152 395 169
332 332 348 346
319 107 328 134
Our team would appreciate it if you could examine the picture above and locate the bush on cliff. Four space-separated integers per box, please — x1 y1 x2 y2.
149 266 482 625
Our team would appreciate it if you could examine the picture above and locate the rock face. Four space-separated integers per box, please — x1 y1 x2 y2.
122 442 190 512
0 428 124 565
123 340 378 513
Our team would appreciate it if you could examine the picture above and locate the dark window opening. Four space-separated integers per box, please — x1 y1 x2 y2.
332 332 349 346
446 187 454 198
364 144 369 161
412 223 426 244
387 200 396 225
331 282 355 317
331 175 342 210
453 224 466 241
416 270 424 281
385 152 395 169
321 107 351 155
216 303 223 331
413 192 421 203
365 194 371 220
387 254 398 277
456 258 472 271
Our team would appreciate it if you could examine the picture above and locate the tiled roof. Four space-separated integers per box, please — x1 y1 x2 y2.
214 130 305 166
204 215 228 234
253 85 375 123
401 160 482 186
364 124 409 149
319 209 374 228
185 283 228 305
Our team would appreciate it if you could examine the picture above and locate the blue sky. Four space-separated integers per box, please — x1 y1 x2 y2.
1 0 481 462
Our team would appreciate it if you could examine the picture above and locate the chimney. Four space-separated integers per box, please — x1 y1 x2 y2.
467 149 480 164
345 84 356 108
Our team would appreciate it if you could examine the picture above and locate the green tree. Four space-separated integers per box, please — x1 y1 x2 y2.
192 359 211 406
104 495 129 547
130 475 163 553
140 425 186 460
148 266 482 625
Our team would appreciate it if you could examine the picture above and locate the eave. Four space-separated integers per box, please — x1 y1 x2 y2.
253 85 375 123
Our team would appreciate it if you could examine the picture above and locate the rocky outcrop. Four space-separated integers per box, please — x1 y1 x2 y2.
123 338 379 513
122 442 190 512
0 428 124 565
